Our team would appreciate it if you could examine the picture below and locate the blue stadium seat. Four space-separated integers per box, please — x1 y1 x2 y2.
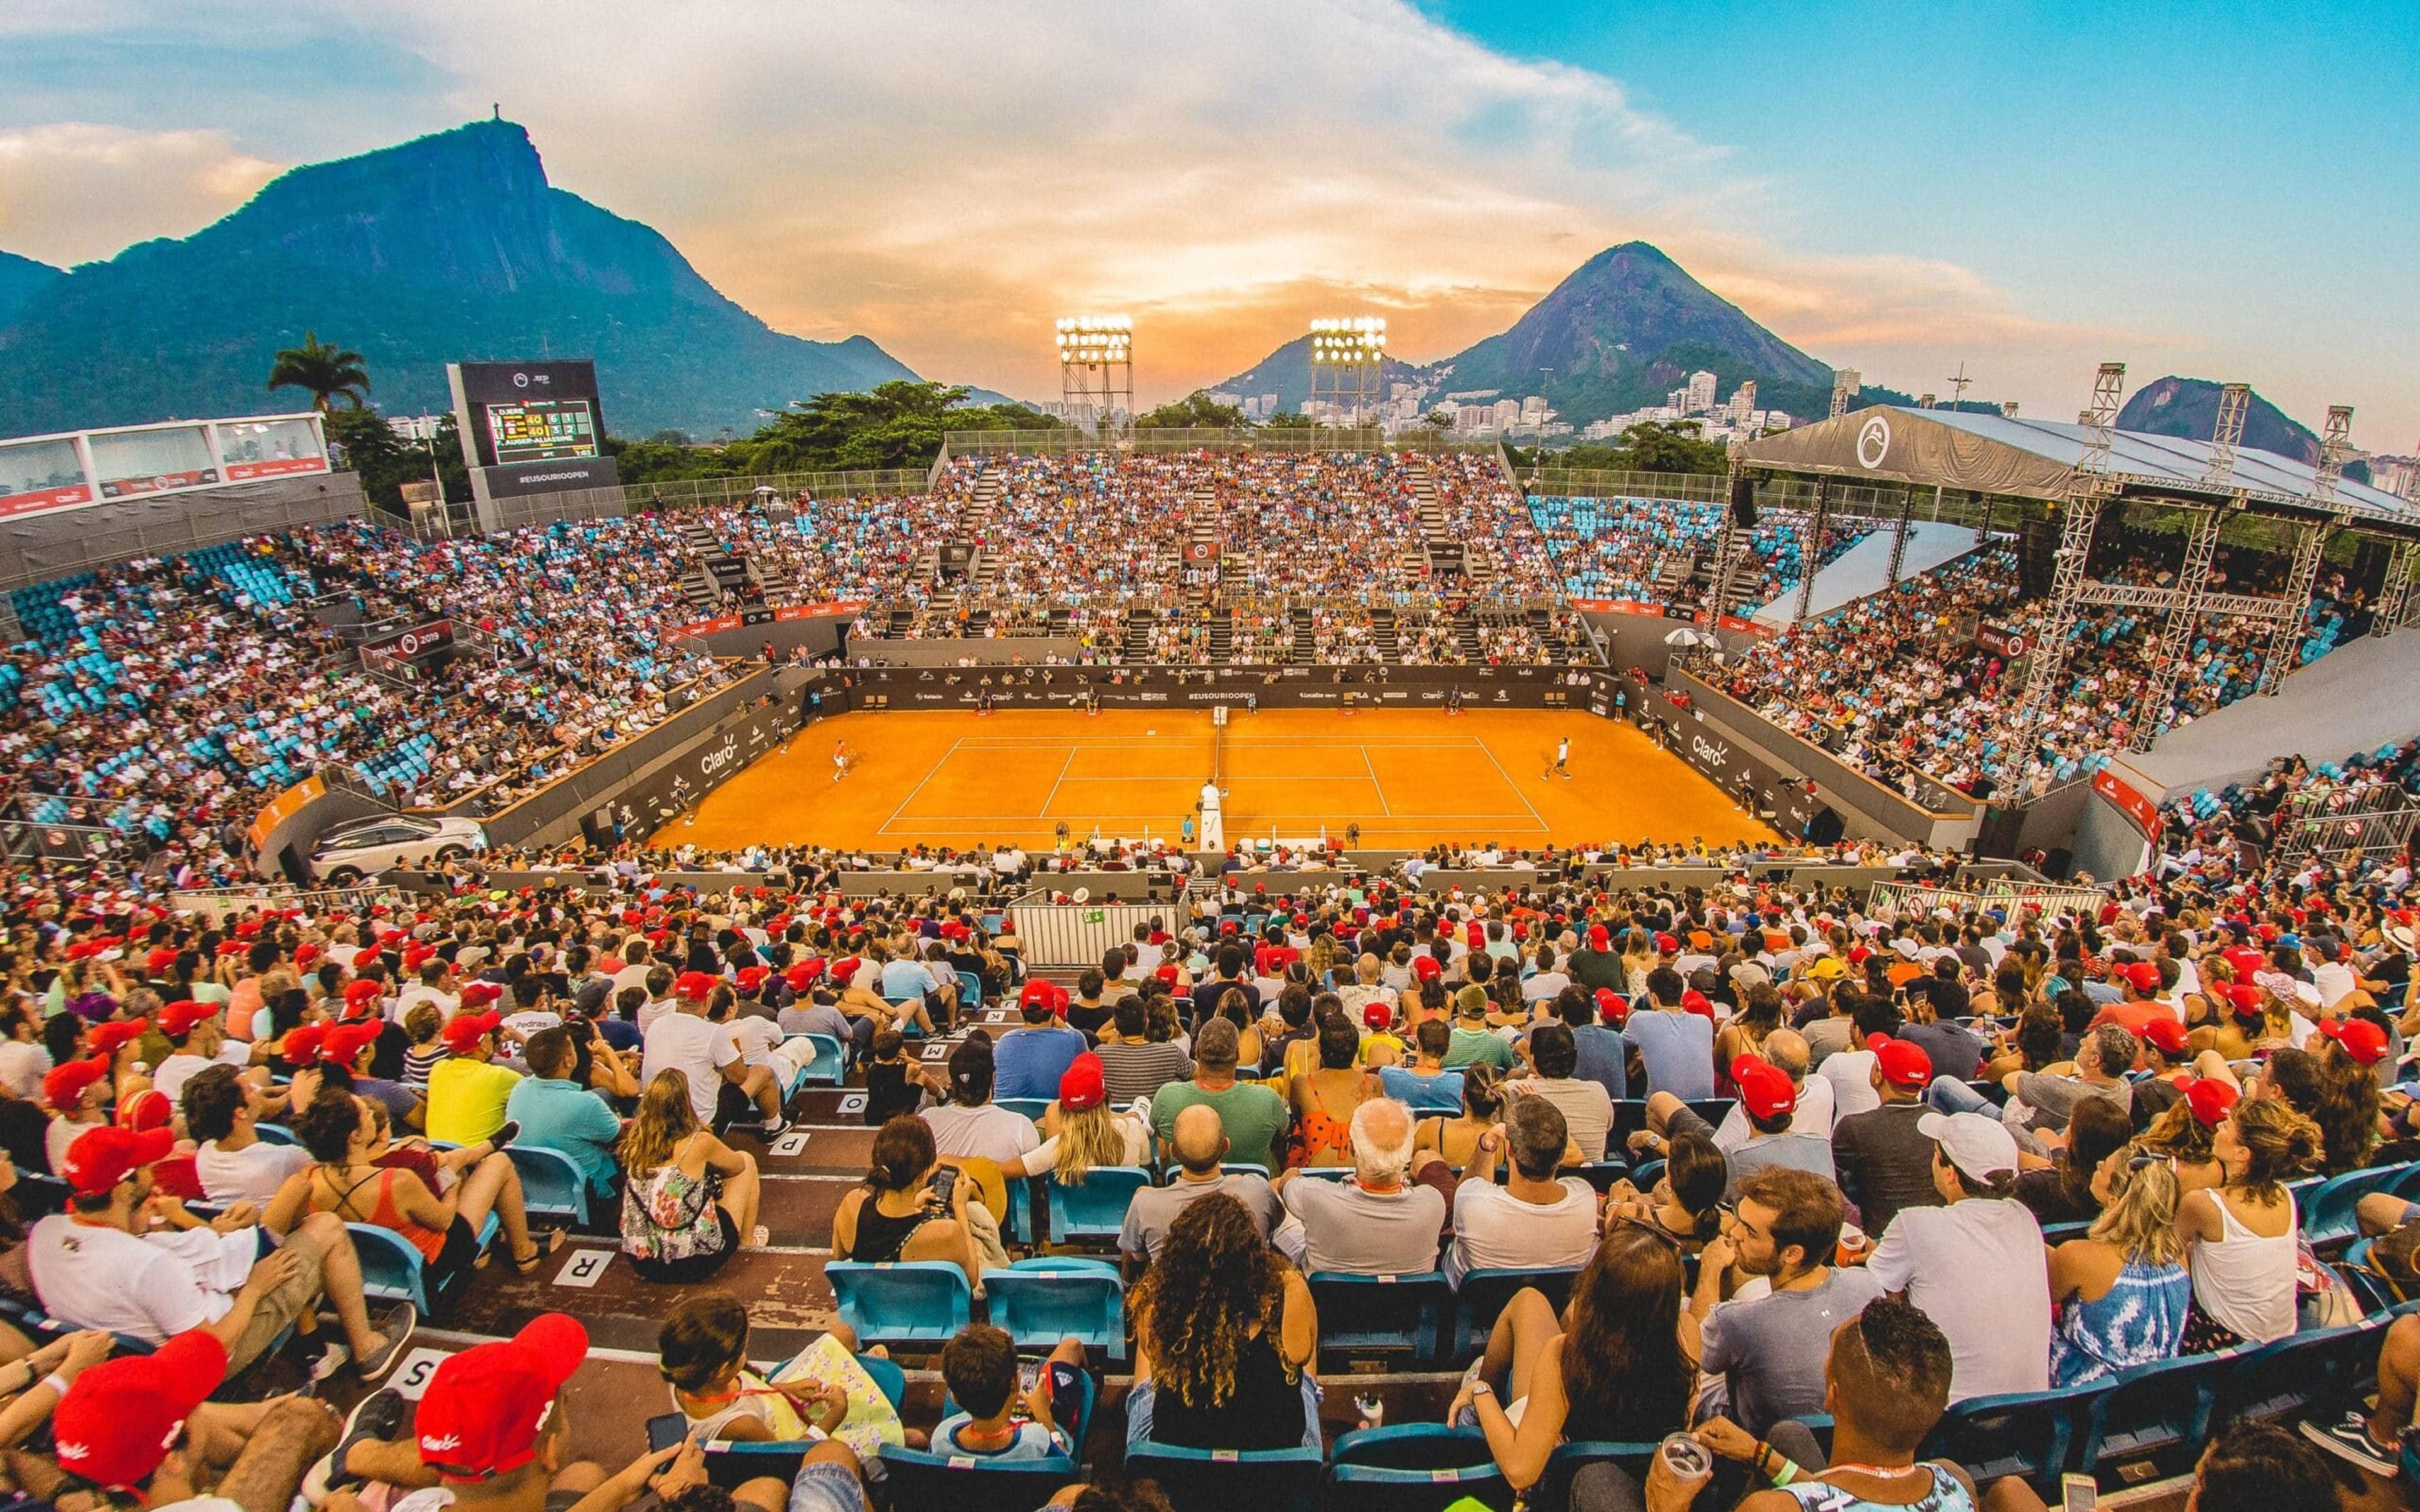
1309 1271 1449 1363
1046 1166 1152 1246
2300 1165 2417 1249
2078 1349 2221 1484
505 1145 590 1228
824 1261 972 1348
1918 1384 2103 1498
1448 1267 1580 1361
875 1446 1078 1512
1124 1441 1324 1512
350 1213 499 1314
1328 1424 1512 1512
645 1414 808 1487
984 1256 1126 1358
795 1033 846 1087
2215 1314 2389 1430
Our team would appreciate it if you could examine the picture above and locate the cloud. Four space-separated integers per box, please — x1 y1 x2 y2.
0 123 280 267
0 1 2150 421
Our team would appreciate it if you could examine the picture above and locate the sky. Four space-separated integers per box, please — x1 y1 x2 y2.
0 1 2413 444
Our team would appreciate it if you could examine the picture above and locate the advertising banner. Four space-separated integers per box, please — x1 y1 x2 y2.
361 619 454 660
664 602 867 641
2090 767 2163 841
248 775 327 853
1976 622 2031 659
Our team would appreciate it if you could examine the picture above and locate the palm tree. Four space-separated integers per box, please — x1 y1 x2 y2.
267 333 371 413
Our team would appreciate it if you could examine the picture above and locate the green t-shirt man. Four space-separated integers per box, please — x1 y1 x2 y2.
1440 984 1516 1072
1146 1019 1289 1172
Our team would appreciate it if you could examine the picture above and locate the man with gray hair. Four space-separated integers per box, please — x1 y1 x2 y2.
1270 1097 1449 1275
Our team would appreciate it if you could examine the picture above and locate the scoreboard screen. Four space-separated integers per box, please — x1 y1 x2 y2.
484 399 599 464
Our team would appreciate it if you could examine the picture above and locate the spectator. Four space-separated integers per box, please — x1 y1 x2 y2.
921 1039 1042 1166
504 1026 626 1201
933 1323 1085 1458
1127 1193 1318 1452
1605 1130 1729 1253
424 1011 522 1145
619 1070 766 1283
1441 985 1515 1072
1010 1052 1150 1181
1706 1057 1835 1192
1444 1096 1598 1283
2014 1096 2132 1227
1414 1060 1506 1167
2199 1424 2344 1512
2048 1150 2190 1387
1447 1222 1691 1495
2177 1096 2319 1349
1628 967 1715 1099
49 1330 337 1511
1829 1034 1942 1239
2300 1300 2420 1476
1690 1169 1887 1437
658 1293 850 1445
1866 1111 2050 1400
1121 1103 1289 1267
270 1087 562 1290
27 1125 415 1377
185 1062 311 1208
1144 1018 1288 1174
1376 1017 1465 1113
1274 1098 1448 1275
1654 1300 1981 1512
1568 987 1629 1102
1506 1021 1613 1161
994 980 1085 1101
832 1114 982 1286
641 975 787 1137
1092 997 1192 1106
1287 1014 1377 1169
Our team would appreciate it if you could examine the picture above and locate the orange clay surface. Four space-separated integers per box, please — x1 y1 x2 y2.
657 707 1774 852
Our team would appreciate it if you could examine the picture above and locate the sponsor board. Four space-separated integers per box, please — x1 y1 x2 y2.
2090 768 2162 841
224 455 331 483
0 483 95 518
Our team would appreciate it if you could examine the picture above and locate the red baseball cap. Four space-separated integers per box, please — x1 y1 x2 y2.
1654 932 1679 954
345 978 385 1011
159 999 216 1038
1154 963 1182 986
282 1023 328 1063
1019 978 1057 1012
44 1057 110 1109
118 1088 173 1133
1412 955 1443 982
674 971 719 1000
142 946 179 976
53 1329 228 1490
1363 1001 1393 1030
831 957 862 984
416 1315 589 1480
784 958 826 992
1593 987 1629 1026
1058 1051 1107 1112
443 1011 502 1055
2221 982 2262 1018
2318 1016 2389 1066
2123 961 2161 994
60 1125 175 1198
1865 1033 1933 1090
1731 1055 1797 1121
2139 1016 2189 1055
1587 924 1610 949
735 966 769 994
2178 1076 2240 1128
458 982 503 1009
89 1019 151 1058
323 1021 383 1067
1681 990 1716 1020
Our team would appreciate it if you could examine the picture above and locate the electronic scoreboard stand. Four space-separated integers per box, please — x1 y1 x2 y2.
446 360 623 528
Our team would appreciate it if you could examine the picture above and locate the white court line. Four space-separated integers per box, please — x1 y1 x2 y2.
1473 741 1552 830
1040 747 1078 813
879 736 965 834
1361 745 1392 816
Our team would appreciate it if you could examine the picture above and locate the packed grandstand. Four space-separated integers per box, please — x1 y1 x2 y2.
0 422 2415 1512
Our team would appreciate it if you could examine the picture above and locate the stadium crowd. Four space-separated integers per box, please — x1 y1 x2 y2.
0 816 2400 1511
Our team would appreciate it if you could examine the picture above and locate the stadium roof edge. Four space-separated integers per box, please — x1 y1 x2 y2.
1736 405 2420 534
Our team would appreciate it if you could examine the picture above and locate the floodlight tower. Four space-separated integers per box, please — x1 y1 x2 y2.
1307 317 1386 427
1828 369 1860 421
1056 315 1134 438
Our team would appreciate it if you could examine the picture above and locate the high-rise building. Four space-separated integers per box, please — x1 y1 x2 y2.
1686 370 1719 415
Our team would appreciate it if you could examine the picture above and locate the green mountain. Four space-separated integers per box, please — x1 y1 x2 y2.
0 252 60 330
2118 375 2370 481
0 120 916 440
1431 242 1838 425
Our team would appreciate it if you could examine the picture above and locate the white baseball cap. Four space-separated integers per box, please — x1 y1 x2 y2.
1918 1111 2019 1183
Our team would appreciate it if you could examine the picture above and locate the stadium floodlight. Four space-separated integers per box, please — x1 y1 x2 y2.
1306 314 1386 427
1057 314 1134 440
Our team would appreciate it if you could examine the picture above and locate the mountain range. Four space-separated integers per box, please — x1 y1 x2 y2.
0 120 917 439
2118 375 2369 481
1215 241 1916 430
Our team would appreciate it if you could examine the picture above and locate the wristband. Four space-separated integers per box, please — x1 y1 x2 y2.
1767 1457 1800 1487
38 1374 68 1398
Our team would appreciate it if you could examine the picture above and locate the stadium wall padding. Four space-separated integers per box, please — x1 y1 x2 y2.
850 663 1605 711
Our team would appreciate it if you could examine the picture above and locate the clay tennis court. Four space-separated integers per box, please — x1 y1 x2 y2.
659 708 1772 850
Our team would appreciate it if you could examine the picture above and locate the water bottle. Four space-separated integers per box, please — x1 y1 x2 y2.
1354 1392 1384 1431
1659 1433 1712 1480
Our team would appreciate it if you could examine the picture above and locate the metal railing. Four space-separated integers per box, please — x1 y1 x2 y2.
625 469 937 510
1526 468 1727 505
1009 885 1196 967
166 882 397 924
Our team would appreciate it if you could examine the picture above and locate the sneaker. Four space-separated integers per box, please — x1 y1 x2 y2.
2301 1411 2399 1477
354 1303 419 1382
763 1116 790 1138
490 1120 521 1150
303 1387 408 1503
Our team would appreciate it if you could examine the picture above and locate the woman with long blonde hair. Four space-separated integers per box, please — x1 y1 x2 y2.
1011 1052 1148 1184
1127 1193 1316 1452
618 1069 765 1283
2048 1148 2191 1385
1620 928 1657 996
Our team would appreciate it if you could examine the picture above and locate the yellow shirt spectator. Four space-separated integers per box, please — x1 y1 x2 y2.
425 1056 522 1144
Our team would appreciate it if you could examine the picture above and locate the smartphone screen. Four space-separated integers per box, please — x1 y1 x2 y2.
2061 1474 2095 1512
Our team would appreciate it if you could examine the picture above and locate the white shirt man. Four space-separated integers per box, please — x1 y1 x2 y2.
641 1009 741 1125
1445 1100 1598 1283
